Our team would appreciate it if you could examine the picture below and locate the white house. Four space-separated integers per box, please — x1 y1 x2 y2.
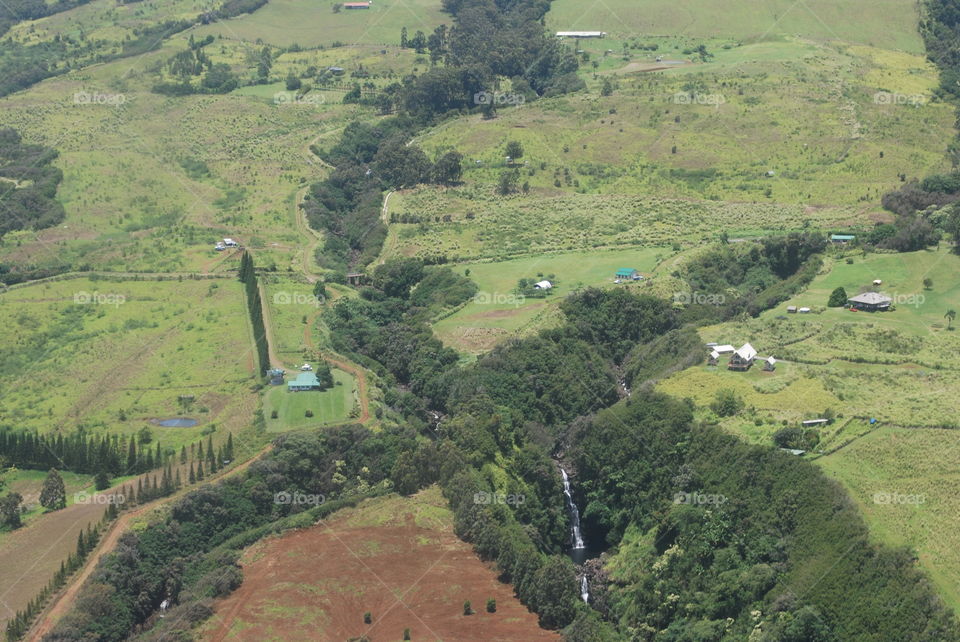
728 343 757 370
714 344 735 354
763 356 776 371
223 238 238 247
534 280 553 290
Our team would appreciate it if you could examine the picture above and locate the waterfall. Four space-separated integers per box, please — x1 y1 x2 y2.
561 467 585 549
580 575 590 603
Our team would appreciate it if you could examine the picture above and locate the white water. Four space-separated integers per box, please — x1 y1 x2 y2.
580 575 589 603
561 467 586 549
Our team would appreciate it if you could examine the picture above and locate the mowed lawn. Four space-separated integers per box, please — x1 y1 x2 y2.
432 247 667 354
264 369 356 431
192 0 449 47
0 277 257 451
545 0 923 52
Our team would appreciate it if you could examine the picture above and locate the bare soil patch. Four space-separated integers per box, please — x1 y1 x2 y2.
205 488 559 641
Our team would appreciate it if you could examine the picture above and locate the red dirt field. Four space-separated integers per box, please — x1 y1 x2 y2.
204 487 560 641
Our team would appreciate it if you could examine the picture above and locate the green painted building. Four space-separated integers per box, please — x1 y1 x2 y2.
287 372 321 392
615 268 640 280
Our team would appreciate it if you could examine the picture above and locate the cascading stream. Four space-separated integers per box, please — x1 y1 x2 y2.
560 467 585 549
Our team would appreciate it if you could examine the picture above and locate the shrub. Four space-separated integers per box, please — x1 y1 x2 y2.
828 286 848 307
463 600 473 615
364 611 372 624
486 598 496 613
305 409 314 418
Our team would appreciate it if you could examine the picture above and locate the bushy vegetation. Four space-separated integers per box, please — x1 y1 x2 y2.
0 128 64 237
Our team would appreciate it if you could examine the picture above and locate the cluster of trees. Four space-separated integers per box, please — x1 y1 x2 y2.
152 35 241 96
570 393 959 640
0 128 65 237
303 119 462 271
237 252 270 375
677 233 826 322
879 174 960 250
0 428 167 477
0 0 93 37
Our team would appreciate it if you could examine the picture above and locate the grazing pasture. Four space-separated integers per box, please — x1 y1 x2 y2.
0 277 256 450
193 0 448 48
545 0 923 52
819 426 960 614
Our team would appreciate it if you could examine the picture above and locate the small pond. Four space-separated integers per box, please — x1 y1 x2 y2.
154 418 198 427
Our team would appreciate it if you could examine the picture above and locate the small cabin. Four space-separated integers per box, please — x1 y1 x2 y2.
847 292 892 312
830 234 856 244
615 268 641 281
708 350 720 366
786 305 797 313
534 280 553 290
763 356 776 371
267 369 285 385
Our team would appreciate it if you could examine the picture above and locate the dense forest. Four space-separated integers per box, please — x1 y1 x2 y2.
0 128 65 237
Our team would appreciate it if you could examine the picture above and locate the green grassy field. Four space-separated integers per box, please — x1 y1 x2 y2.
263 369 357 431
192 0 448 48
0 277 257 450
818 426 960 614
0 469 93 540
262 276 327 358
545 0 923 52
432 247 667 353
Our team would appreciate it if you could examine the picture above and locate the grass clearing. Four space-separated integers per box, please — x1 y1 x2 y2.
263 369 357 431
432 247 667 353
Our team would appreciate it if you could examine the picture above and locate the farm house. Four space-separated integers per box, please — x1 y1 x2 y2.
728 343 757 371
830 234 856 244
847 291 891 311
288 372 321 392
615 268 641 280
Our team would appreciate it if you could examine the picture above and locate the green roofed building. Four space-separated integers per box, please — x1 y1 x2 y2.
830 234 855 243
288 371 321 392
615 268 641 280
